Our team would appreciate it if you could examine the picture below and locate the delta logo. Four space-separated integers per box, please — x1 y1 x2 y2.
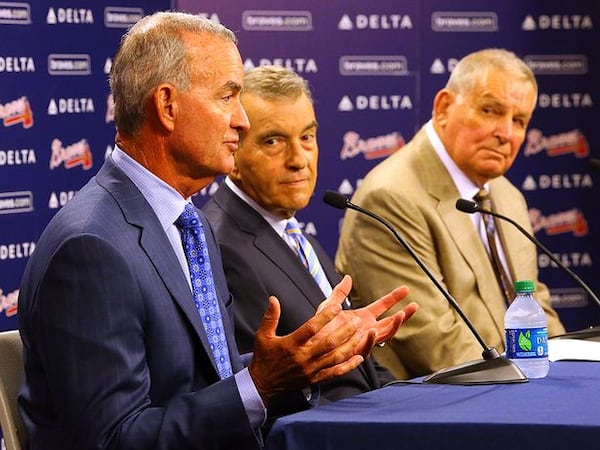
338 94 413 111
49 138 93 170
243 57 317 73
530 208 588 237
48 97 95 115
338 14 413 30
522 173 593 191
524 129 588 159
0 96 33 128
48 190 77 209
522 14 593 31
0 56 35 72
538 92 592 109
340 130 404 160
0 288 18 318
430 57 460 74
46 7 93 24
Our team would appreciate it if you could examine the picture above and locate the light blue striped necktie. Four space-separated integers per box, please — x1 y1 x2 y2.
176 203 233 379
285 217 333 298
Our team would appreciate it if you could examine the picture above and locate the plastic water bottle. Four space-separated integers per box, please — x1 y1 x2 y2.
504 280 549 378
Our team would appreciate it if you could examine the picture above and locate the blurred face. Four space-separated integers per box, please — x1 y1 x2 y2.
434 69 536 187
167 32 249 196
230 92 318 219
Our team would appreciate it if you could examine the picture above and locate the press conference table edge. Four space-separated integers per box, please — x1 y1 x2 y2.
265 361 600 450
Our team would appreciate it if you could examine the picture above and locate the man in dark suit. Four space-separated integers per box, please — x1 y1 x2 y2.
17 12 417 450
203 66 416 402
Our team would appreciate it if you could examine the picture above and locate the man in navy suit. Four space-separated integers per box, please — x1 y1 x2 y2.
17 12 417 450
203 66 415 403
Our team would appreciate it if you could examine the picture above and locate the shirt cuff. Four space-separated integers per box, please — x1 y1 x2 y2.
235 367 267 428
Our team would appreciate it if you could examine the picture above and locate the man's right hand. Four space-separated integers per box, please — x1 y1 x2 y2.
248 277 368 406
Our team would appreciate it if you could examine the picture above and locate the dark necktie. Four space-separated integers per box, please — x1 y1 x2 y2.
285 218 333 298
474 188 515 304
176 203 233 379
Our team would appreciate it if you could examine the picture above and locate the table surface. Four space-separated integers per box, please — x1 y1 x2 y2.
265 361 600 450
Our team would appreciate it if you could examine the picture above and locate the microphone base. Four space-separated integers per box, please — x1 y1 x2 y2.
551 325 600 342
423 356 528 385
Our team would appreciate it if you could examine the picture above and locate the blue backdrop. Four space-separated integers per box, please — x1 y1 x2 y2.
1 1 598 340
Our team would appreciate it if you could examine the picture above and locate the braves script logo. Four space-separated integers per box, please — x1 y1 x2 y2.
0 288 18 318
529 208 588 237
340 131 404 160
49 138 93 170
525 129 588 158
0 96 33 128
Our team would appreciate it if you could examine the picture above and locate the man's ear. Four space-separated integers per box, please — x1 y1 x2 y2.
153 83 177 132
432 89 454 127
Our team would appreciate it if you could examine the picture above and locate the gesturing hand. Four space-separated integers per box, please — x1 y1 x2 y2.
248 286 365 405
248 275 417 406
316 275 418 356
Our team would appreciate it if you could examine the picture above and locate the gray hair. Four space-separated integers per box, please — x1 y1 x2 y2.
243 65 313 103
445 48 537 106
110 11 236 136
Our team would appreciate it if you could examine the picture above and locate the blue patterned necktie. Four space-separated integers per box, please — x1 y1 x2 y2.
285 218 333 298
176 203 233 379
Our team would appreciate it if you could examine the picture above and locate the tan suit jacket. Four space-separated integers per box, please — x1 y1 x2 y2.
335 126 565 379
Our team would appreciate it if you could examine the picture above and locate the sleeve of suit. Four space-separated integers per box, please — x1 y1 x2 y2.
27 234 259 450
336 187 487 379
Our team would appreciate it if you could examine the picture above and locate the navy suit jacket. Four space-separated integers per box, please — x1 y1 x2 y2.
18 158 262 450
202 182 394 403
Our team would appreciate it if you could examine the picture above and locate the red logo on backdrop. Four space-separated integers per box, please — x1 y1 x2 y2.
530 208 588 237
340 131 404 160
0 96 34 128
49 138 93 170
524 129 589 158
0 288 18 318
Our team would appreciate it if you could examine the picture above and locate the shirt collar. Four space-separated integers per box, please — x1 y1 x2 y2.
111 145 188 228
224 176 289 237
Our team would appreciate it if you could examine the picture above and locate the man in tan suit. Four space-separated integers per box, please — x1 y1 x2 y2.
335 48 565 380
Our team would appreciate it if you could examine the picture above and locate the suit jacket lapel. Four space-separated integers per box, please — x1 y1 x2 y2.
214 183 329 310
417 133 506 331
213 184 378 387
95 159 225 373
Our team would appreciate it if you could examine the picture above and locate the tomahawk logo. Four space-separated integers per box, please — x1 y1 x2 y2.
49 138 93 170
524 129 589 159
0 96 33 128
0 288 19 318
530 208 588 237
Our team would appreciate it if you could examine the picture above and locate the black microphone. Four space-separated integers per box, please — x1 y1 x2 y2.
323 190 527 385
456 198 600 342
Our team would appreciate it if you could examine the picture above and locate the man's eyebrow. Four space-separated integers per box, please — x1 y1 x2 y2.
304 120 318 132
222 81 242 93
